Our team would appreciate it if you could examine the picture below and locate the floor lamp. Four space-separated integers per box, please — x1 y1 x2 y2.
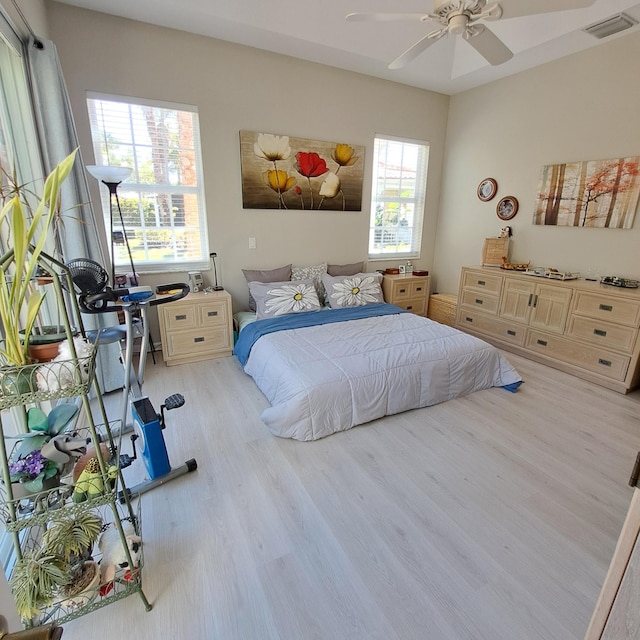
86 165 137 287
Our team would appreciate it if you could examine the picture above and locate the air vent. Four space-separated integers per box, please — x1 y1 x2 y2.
583 13 637 39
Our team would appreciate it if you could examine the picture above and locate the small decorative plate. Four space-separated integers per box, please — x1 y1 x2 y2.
496 195 519 220
477 178 498 202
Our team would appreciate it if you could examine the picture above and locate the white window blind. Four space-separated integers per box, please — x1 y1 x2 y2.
86 93 209 273
368 136 429 260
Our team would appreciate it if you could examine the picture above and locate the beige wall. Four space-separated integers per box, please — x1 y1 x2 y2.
433 31 640 295
46 2 450 314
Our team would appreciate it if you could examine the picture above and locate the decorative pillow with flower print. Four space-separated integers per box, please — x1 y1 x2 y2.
249 279 322 320
292 263 328 305
322 272 384 309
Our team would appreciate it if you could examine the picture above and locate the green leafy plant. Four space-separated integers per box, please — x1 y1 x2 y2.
9 449 60 494
0 149 78 366
10 510 102 621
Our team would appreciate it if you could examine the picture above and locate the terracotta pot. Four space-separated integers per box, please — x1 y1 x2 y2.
27 341 63 363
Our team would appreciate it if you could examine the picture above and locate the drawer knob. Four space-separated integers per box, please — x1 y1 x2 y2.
507 330 516 336
208 311 218 317
477 280 486 286
537 339 548 347
598 358 612 367
416 287 423 292
194 337 205 343
406 305 413 310
593 328 607 337
399 288 406 293
175 314 187 321
475 298 483 305
465 317 473 323
599 304 613 312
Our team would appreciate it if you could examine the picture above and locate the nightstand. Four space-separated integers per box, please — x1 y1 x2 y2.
158 290 233 366
382 274 430 315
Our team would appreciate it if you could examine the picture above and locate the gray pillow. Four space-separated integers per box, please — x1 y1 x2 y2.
322 272 384 309
242 264 292 311
248 279 321 320
292 263 327 304
327 261 364 276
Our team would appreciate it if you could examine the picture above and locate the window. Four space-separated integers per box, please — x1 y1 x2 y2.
86 93 209 273
368 136 429 260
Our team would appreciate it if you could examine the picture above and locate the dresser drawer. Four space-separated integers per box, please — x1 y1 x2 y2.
460 289 500 315
526 330 630 382
461 270 503 295
572 291 640 327
566 315 638 353
198 300 229 326
164 326 231 358
163 304 197 330
457 310 526 346
395 297 426 315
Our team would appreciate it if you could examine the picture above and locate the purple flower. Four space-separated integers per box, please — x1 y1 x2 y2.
10 450 50 480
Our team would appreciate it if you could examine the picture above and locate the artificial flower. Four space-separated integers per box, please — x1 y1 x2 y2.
254 133 291 162
265 282 320 316
263 169 296 194
331 276 381 307
332 144 359 167
295 152 328 178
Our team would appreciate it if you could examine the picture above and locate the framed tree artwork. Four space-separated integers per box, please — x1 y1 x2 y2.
533 156 640 228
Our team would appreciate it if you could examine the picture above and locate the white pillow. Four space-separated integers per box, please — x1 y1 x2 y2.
248 279 322 320
322 272 384 309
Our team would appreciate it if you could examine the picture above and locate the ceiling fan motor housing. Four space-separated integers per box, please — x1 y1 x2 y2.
433 0 487 19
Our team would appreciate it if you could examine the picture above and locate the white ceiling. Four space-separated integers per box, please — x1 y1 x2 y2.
55 0 640 95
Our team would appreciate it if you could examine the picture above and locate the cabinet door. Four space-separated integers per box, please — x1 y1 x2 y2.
530 283 572 334
499 278 535 323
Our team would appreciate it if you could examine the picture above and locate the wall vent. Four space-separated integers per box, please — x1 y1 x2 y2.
583 13 637 39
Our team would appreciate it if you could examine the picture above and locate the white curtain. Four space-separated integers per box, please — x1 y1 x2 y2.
25 37 123 392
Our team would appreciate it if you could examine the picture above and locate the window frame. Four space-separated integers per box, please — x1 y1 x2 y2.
368 134 429 261
86 92 210 274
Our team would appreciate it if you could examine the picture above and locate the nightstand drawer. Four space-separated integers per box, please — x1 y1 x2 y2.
198 300 229 326
164 305 197 330
164 326 231 358
395 298 426 315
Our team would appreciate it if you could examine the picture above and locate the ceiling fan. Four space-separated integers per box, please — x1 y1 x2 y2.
346 0 597 69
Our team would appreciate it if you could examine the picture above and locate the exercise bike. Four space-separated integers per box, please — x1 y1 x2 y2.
68 259 197 500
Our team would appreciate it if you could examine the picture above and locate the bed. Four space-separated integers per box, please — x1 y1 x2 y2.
234 303 521 441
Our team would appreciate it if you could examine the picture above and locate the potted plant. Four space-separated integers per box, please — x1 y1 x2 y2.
0 149 78 382
8 449 61 499
10 510 103 622
10 549 71 622
42 510 102 607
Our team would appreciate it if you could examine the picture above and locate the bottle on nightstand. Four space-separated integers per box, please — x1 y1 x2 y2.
406 261 413 275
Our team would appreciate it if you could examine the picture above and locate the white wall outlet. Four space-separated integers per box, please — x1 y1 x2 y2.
248 237 256 249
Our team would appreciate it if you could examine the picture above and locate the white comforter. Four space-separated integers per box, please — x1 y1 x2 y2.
243 312 521 441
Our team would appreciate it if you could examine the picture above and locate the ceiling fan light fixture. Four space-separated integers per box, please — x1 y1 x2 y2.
448 13 469 35
583 13 637 40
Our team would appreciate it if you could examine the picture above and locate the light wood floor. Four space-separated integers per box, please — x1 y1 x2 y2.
61 350 640 640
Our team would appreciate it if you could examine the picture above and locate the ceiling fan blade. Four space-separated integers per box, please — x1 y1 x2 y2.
497 0 596 20
464 25 513 65
346 13 429 23
388 30 444 69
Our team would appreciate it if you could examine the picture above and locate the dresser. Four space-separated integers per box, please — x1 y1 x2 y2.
455 266 640 393
158 290 233 366
382 274 430 316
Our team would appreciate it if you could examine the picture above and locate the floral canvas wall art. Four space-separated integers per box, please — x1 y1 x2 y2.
533 156 640 228
239 131 364 211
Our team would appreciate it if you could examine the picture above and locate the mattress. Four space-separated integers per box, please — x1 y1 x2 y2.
234 304 521 440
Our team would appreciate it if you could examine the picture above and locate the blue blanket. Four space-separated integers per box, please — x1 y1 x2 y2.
233 303 405 366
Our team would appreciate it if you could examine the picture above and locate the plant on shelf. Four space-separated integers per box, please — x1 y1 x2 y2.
0 149 78 369
8 449 61 497
10 510 103 621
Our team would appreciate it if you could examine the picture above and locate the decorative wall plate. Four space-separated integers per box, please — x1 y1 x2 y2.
496 195 519 220
477 178 498 202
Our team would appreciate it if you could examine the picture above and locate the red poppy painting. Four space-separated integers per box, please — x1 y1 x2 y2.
240 131 364 211
533 156 640 228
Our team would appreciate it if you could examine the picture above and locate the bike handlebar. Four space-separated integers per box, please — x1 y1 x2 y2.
79 283 190 314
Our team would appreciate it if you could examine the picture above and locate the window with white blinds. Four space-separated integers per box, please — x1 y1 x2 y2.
368 136 429 260
86 93 209 272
